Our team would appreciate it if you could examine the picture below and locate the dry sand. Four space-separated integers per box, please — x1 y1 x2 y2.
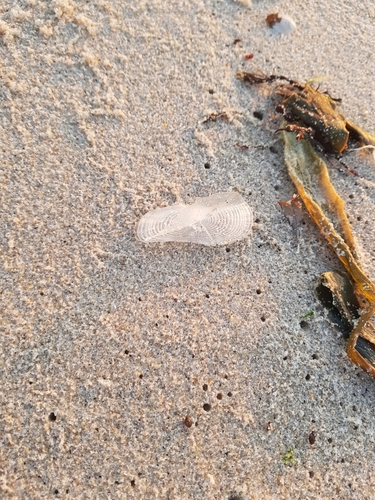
1 0 375 498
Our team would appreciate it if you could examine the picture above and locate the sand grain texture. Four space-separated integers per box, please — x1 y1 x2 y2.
1 0 375 499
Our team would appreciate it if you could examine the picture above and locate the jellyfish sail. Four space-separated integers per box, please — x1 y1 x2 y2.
136 192 253 246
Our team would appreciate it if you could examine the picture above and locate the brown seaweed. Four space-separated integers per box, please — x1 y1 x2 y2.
238 70 375 375
282 125 375 376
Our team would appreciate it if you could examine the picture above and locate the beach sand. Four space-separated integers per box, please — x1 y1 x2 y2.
1 0 375 498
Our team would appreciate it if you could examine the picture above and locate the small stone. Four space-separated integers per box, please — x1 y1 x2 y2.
266 13 296 35
237 0 252 8
184 416 193 428
309 431 316 445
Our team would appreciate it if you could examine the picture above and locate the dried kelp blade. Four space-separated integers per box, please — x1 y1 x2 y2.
282 125 375 375
282 123 375 303
237 70 375 155
346 302 375 375
345 120 375 149
280 86 349 153
136 192 253 246
354 321 375 368
316 271 360 339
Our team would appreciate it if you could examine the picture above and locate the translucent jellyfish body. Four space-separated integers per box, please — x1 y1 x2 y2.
136 192 253 246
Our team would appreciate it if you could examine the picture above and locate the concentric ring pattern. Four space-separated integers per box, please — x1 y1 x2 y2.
137 192 253 246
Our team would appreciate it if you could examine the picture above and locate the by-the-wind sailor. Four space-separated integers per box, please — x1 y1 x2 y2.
136 191 253 246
